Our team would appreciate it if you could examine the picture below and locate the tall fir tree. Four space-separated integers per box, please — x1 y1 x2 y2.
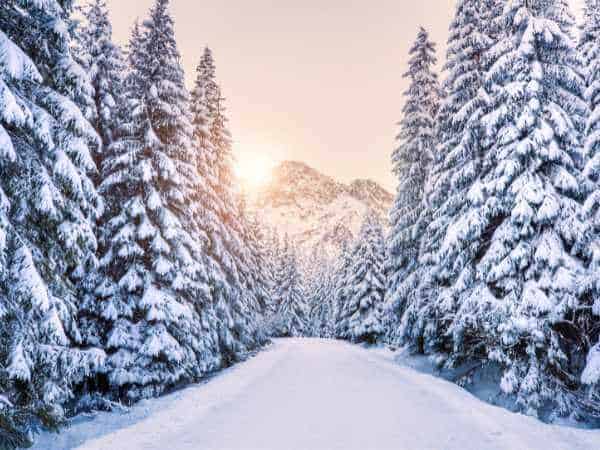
579 0 600 406
578 0 600 69
339 213 386 344
0 0 105 444
74 0 125 170
400 0 500 353
581 0 600 200
190 47 265 363
386 27 439 346
440 0 588 416
73 0 129 358
544 0 577 37
91 0 216 402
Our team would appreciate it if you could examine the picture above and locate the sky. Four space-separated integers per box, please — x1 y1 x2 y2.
102 0 584 191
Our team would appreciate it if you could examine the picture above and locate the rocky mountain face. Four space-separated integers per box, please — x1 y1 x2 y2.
249 161 393 257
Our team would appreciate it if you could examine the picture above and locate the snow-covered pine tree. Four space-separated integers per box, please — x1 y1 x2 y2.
260 224 279 316
333 241 353 339
237 196 272 339
271 236 307 337
72 1 129 376
0 0 105 444
544 0 577 37
92 0 216 402
579 1 600 65
339 213 386 344
579 0 600 408
386 27 438 347
189 47 265 362
441 0 588 416
267 229 285 334
399 0 500 353
322 261 340 339
306 247 335 338
579 0 600 69
265 226 283 318
74 0 125 172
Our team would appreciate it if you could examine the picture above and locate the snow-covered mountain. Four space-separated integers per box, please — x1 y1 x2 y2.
249 161 393 256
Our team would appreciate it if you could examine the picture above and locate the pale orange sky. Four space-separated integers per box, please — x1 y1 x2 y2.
101 0 584 191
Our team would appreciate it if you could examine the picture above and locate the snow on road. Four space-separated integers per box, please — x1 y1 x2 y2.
35 338 600 450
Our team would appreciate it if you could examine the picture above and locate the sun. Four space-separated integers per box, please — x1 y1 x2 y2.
234 151 276 190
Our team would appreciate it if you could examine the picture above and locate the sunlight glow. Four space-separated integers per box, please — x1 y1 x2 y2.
234 150 278 190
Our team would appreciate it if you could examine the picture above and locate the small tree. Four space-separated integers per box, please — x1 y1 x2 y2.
339 213 386 344
333 241 353 339
272 237 307 337
306 248 336 338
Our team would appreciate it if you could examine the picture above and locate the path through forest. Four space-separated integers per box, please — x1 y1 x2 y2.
35 339 600 450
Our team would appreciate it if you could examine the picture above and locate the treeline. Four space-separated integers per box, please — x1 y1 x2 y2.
259 212 388 345
300 213 388 344
0 0 280 447
5 0 600 446
385 0 600 422
299 0 600 425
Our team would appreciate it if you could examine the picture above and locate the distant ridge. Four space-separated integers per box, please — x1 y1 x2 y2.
249 161 393 257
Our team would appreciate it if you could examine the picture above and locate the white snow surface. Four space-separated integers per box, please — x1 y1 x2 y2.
34 338 599 450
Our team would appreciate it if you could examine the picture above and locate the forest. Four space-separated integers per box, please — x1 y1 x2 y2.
3 0 600 448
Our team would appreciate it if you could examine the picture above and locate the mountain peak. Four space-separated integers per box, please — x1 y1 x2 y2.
263 161 392 204
276 160 315 171
348 178 394 207
251 161 392 256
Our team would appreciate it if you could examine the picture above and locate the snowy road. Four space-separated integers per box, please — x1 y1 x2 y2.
36 338 599 450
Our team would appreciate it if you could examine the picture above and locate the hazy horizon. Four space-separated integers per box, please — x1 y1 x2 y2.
101 0 584 191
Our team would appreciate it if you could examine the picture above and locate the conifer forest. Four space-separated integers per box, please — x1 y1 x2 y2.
4 0 600 449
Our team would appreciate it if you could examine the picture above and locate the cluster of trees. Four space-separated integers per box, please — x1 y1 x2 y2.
260 0 600 424
387 0 600 421
296 0 600 426
298 213 388 345
252 210 388 347
282 0 600 424
0 0 279 446
6 0 600 445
